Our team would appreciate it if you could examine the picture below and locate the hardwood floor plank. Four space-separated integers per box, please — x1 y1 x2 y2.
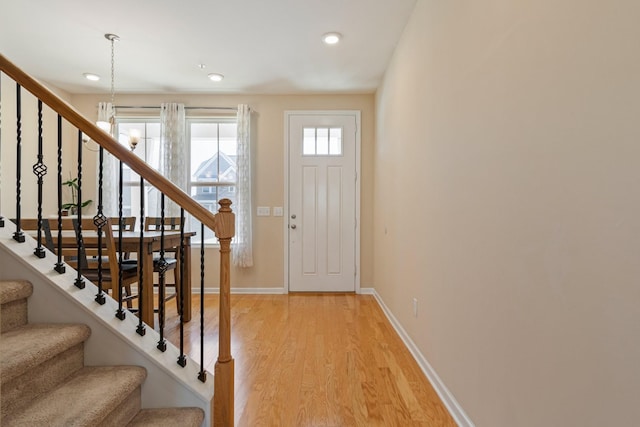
162 293 456 426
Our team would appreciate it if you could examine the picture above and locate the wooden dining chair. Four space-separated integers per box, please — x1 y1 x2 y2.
143 217 181 313
110 216 136 233
13 218 55 252
50 217 139 308
110 216 136 260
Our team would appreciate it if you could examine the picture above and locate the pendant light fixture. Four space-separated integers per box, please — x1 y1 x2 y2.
95 33 139 151
83 34 120 152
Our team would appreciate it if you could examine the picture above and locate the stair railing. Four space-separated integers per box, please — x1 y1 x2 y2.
0 53 234 427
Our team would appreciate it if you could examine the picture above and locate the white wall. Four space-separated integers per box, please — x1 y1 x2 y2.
374 0 640 426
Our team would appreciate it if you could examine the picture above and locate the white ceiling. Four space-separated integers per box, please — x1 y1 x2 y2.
0 0 416 95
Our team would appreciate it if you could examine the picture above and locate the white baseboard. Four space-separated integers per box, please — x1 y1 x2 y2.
372 289 474 427
358 287 375 294
133 286 287 295
205 287 287 295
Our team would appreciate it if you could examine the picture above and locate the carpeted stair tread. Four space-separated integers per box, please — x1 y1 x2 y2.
0 280 33 305
1 323 91 384
127 407 205 426
3 365 147 426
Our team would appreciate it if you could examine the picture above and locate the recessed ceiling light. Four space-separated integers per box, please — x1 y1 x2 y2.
322 32 342 45
83 73 100 81
208 73 224 82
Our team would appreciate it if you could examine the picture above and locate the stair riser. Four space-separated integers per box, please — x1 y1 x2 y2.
1 343 85 418
3 366 147 426
128 407 205 426
97 386 142 427
1 299 28 333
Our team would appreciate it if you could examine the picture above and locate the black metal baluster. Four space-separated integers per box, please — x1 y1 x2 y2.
136 176 146 336
54 115 65 274
94 147 107 304
177 207 187 367
157 194 167 352
115 160 126 320
32 100 47 258
13 83 24 242
74 130 85 289
198 222 206 382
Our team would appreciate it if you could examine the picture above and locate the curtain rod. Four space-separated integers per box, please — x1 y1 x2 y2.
114 105 238 111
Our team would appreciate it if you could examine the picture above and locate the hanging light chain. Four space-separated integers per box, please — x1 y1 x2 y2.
110 36 115 107
104 33 120 134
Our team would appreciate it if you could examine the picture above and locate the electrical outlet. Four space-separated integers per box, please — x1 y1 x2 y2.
413 298 418 317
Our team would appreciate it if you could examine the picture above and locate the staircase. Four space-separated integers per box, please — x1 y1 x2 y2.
0 280 204 426
1 53 235 426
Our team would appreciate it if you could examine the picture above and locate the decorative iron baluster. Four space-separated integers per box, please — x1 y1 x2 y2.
115 160 126 320
13 83 24 242
177 207 187 368
74 130 85 289
32 100 47 258
198 222 206 382
136 176 146 336
94 146 107 305
54 115 65 273
157 193 167 352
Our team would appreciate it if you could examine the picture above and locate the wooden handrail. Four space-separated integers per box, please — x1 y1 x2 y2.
0 53 216 231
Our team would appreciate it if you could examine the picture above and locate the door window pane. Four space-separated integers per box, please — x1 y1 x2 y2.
302 127 343 156
303 128 316 155
329 128 342 155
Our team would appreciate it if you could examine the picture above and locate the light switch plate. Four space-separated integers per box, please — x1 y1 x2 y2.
257 206 270 216
273 207 284 217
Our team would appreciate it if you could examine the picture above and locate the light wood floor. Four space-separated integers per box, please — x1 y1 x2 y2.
163 293 456 427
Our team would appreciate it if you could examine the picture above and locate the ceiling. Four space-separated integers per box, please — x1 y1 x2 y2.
0 0 416 95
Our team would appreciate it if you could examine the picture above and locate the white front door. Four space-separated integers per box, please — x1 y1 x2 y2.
286 111 359 292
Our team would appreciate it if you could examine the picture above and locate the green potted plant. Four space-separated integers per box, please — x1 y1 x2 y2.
61 175 92 215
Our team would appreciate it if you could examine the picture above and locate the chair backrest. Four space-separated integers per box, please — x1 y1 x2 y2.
109 217 136 259
110 216 136 232
145 216 182 231
45 217 79 261
49 217 121 291
13 218 55 251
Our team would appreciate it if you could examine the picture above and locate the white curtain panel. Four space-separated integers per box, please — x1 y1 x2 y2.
159 103 187 216
97 102 118 216
233 104 253 267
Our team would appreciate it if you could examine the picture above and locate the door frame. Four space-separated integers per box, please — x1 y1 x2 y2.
283 110 361 293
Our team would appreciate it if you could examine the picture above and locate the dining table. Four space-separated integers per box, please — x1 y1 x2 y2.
113 230 196 328
48 227 196 329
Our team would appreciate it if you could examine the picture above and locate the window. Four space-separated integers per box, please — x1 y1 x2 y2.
303 127 342 156
116 120 161 220
188 119 238 241
115 117 237 243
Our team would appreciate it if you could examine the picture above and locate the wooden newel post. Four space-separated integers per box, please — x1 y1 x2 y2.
213 198 235 427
